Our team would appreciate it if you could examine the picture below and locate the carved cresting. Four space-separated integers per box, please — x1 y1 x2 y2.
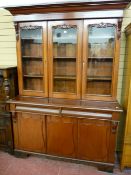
53 24 76 29
89 22 117 28
117 19 122 40
14 23 19 41
21 25 42 30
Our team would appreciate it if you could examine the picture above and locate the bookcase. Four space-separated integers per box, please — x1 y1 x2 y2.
17 19 119 100
7 0 130 171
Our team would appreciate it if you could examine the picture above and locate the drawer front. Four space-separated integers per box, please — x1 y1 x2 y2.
62 109 112 119
15 105 60 115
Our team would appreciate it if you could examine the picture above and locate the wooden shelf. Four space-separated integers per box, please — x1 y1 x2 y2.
87 76 112 81
23 74 43 78
88 57 113 60
53 41 76 44
54 57 76 59
21 38 42 40
54 75 76 80
22 56 42 59
89 37 115 39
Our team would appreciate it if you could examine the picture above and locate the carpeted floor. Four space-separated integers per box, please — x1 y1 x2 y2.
0 151 131 175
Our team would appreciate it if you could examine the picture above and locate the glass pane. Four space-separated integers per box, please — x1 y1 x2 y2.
52 26 77 93
87 24 115 95
20 26 44 91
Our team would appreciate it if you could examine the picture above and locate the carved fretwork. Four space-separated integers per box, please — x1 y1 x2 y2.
53 24 76 29
21 25 42 30
117 19 122 40
89 22 117 28
14 22 19 41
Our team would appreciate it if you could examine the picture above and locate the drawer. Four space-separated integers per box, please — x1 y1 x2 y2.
15 105 60 115
62 109 112 119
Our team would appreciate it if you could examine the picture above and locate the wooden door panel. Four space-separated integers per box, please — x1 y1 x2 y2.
18 22 48 97
82 19 119 101
0 114 13 151
48 20 82 99
17 112 46 153
0 127 7 146
47 115 77 158
78 118 110 162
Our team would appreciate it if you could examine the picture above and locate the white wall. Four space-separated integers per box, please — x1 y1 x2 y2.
117 6 131 103
0 8 17 66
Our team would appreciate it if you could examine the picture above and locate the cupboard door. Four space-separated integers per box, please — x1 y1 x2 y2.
48 20 82 99
16 112 46 153
18 22 48 97
47 115 77 158
82 19 119 100
0 113 13 152
78 118 110 162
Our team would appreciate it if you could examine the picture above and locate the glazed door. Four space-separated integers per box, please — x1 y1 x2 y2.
18 22 48 97
48 20 82 99
47 115 77 158
82 19 119 100
15 112 46 153
78 118 111 162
